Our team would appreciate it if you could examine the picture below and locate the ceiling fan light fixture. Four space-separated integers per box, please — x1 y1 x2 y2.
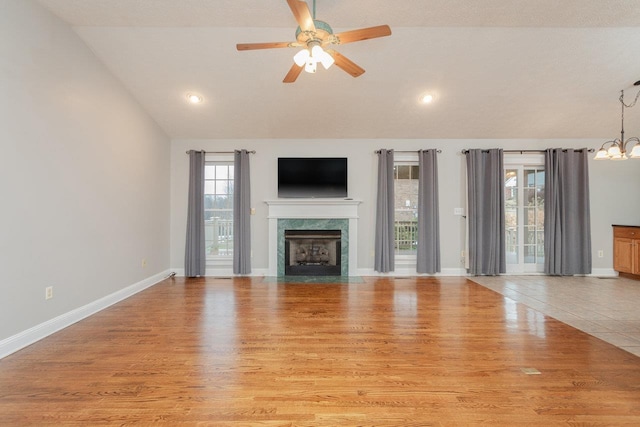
304 58 317 73
312 46 334 69
236 0 392 83
293 48 310 67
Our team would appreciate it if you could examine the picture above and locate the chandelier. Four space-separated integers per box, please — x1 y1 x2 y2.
594 80 640 160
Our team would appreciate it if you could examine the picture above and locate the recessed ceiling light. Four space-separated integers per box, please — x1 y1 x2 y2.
187 94 203 104
421 93 434 104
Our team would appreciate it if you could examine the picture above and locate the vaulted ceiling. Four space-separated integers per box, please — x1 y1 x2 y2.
37 0 640 140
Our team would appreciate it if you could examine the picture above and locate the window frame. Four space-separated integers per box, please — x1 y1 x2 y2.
204 154 234 261
393 153 419 263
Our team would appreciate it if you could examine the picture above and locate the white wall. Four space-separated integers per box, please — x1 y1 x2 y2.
0 1 171 343
170 138 640 276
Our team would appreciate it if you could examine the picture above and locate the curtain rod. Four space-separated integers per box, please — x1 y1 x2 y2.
375 149 442 154
461 149 594 154
185 150 256 154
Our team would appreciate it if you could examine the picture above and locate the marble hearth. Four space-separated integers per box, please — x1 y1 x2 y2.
265 199 361 277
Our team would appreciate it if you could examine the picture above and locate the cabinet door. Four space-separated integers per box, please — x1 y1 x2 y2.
633 240 640 275
614 237 633 273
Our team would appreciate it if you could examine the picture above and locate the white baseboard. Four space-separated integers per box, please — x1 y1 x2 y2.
172 266 617 279
171 267 270 277
0 270 172 360
590 268 618 277
356 268 467 277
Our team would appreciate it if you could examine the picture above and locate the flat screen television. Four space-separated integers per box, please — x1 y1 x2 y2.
278 157 348 198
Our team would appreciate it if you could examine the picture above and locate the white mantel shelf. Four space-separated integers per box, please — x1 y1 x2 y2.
265 199 362 219
265 199 362 276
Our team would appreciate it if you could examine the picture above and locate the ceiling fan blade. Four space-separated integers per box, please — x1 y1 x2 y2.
287 0 316 33
332 25 392 45
236 42 296 51
326 50 365 77
283 63 304 83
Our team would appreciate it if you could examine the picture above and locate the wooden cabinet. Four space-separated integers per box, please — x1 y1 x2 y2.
613 225 640 278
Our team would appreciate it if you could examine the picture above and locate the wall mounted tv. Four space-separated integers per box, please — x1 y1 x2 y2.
278 157 348 198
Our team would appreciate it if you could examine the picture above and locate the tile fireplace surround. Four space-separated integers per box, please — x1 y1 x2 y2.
265 199 361 277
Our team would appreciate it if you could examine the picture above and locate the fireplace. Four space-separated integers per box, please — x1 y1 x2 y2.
284 229 341 276
266 199 361 276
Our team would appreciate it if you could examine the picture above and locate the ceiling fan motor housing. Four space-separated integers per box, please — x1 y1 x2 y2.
295 20 334 46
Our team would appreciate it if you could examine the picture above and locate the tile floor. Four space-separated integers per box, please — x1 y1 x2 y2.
469 275 640 357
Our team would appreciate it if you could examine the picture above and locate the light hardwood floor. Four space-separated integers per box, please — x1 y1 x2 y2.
1 276 639 426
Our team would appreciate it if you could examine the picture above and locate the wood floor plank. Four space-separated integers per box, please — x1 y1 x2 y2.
1 276 640 425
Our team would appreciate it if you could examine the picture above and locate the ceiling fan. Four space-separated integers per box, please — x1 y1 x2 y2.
236 0 391 83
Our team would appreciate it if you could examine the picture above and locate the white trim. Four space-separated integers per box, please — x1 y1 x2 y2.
356 268 468 277
170 267 270 277
503 152 545 165
205 153 234 162
265 199 361 276
0 270 172 360
172 267 615 279
265 199 362 219
394 153 419 163
590 268 618 277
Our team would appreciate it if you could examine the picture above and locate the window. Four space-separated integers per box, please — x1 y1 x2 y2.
394 163 419 255
504 155 545 273
204 162 234 257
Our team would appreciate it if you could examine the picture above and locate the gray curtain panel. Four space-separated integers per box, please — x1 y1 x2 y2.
233 149 252 275
185 150 206 277
466 149 506 275
417 149 441 274
544 148 592 275
374 149 395 272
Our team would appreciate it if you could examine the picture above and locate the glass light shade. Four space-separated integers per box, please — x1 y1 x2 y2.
293 49 310 67
310 45 334 70
630 144 640 158
593 148 610 160
304 58 317 73
318 51 334 69
611 152 628 160
607 144 622 157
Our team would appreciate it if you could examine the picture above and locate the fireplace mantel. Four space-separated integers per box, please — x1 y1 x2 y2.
265 199 362 276
265 199 361 219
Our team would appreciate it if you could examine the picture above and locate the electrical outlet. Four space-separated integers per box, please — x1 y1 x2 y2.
598 250 604 258
142 258 147 268
45 286 53 300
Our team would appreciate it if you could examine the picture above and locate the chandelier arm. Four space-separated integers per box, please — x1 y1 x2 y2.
600 139 618 150
598 139 619 150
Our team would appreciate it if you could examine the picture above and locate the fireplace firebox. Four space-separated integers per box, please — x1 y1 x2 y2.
284 229 341 276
